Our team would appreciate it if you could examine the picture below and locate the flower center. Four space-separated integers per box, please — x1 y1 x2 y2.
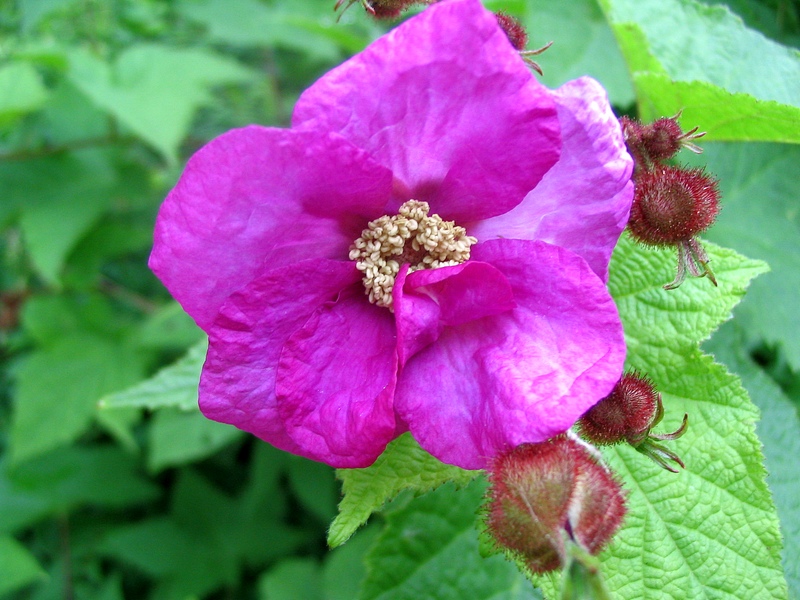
349 200 477 310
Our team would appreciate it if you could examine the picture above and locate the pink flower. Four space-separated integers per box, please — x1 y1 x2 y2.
149 0 633 470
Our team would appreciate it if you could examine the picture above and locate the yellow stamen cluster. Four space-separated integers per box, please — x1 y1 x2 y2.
349 200 477 310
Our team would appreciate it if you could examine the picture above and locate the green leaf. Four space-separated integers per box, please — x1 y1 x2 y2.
148 408 243 473
258 558 324 600
633 75 800 143
592 236 787 598
2 153 114 283
0 535 46 596
286 455 338 524
99 339 207 411
684 142 800 370
67 44 254 162
360 480 541 600
329 433 480 549
135 301 204 351
178 0 361 60
601 0 800 106
0 447 160 534
705 321 800 598
323 525 381 600
0 61 48 125
11 333 146 463
510 0 635 107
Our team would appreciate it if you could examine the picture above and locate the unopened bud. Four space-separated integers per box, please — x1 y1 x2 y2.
495 11 528 50
628 166 720 246
334 0 425 19
485 437 626 574
620 114 706 170
578 372 689 473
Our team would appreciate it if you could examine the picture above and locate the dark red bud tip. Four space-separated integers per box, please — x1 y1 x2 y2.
485 437 626 574
334 0 423 19
619 114 706 169
628 165 720 247
578 371 661 446
495 11 528 51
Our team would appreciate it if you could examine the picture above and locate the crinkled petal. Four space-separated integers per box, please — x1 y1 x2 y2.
276 291 398 468
199 259 362 457
395 239 625 469
468 77 634 281
292 0 560 224
150 126 392 329
393 261 516 366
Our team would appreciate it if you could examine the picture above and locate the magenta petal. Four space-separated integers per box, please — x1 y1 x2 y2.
394 261 517 366
469 77 634 281
395 239 626 469
292 0 560 223
199 259 362 458
276 292 398 468
149 126 392 330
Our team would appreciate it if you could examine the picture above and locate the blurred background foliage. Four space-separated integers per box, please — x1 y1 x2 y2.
0 0 798 598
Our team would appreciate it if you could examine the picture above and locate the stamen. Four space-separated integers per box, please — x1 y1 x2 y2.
349 200 477 310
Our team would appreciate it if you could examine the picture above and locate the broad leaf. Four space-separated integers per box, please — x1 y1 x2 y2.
633 75 800 143
11 333 145 463
329 433 479 548
99 339 207 412
361 480 541 600
0 61 48 125
600 0 800 142
600 0 800 107
584 236 787 599
148 408 242 473
67 44 254 162
684 142 800 370
705 321 800 599
0 536 45 596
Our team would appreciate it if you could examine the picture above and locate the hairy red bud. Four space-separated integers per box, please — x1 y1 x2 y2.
334 0 426 19
495 11 528 51
578 372 689 472
485 437 626 573
628 165 720 247
578 372 660 447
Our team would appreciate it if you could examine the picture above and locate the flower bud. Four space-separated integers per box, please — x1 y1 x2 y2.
628 166 720 247
334 0 425 19
485 437 626 574
578 372 689 473
620 114 705 169
495 11 528 51
642 116 704 162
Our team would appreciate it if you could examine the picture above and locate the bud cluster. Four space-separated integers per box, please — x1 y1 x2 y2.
621 115 721 289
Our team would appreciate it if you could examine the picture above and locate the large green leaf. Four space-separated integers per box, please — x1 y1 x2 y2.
147 408 242 473
0 536 45 596
0 447 160 535
11 333 146 463
512 0 635 107
178 0 369 59
360 480 541 600
0 61 48 125
583 236 786 599
686 142 800 370
633 75 800 143
99 339 207 412
67 44 254 162
329 433 480 548
0 153 114 283
600 0 800 141
705 321 800 599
